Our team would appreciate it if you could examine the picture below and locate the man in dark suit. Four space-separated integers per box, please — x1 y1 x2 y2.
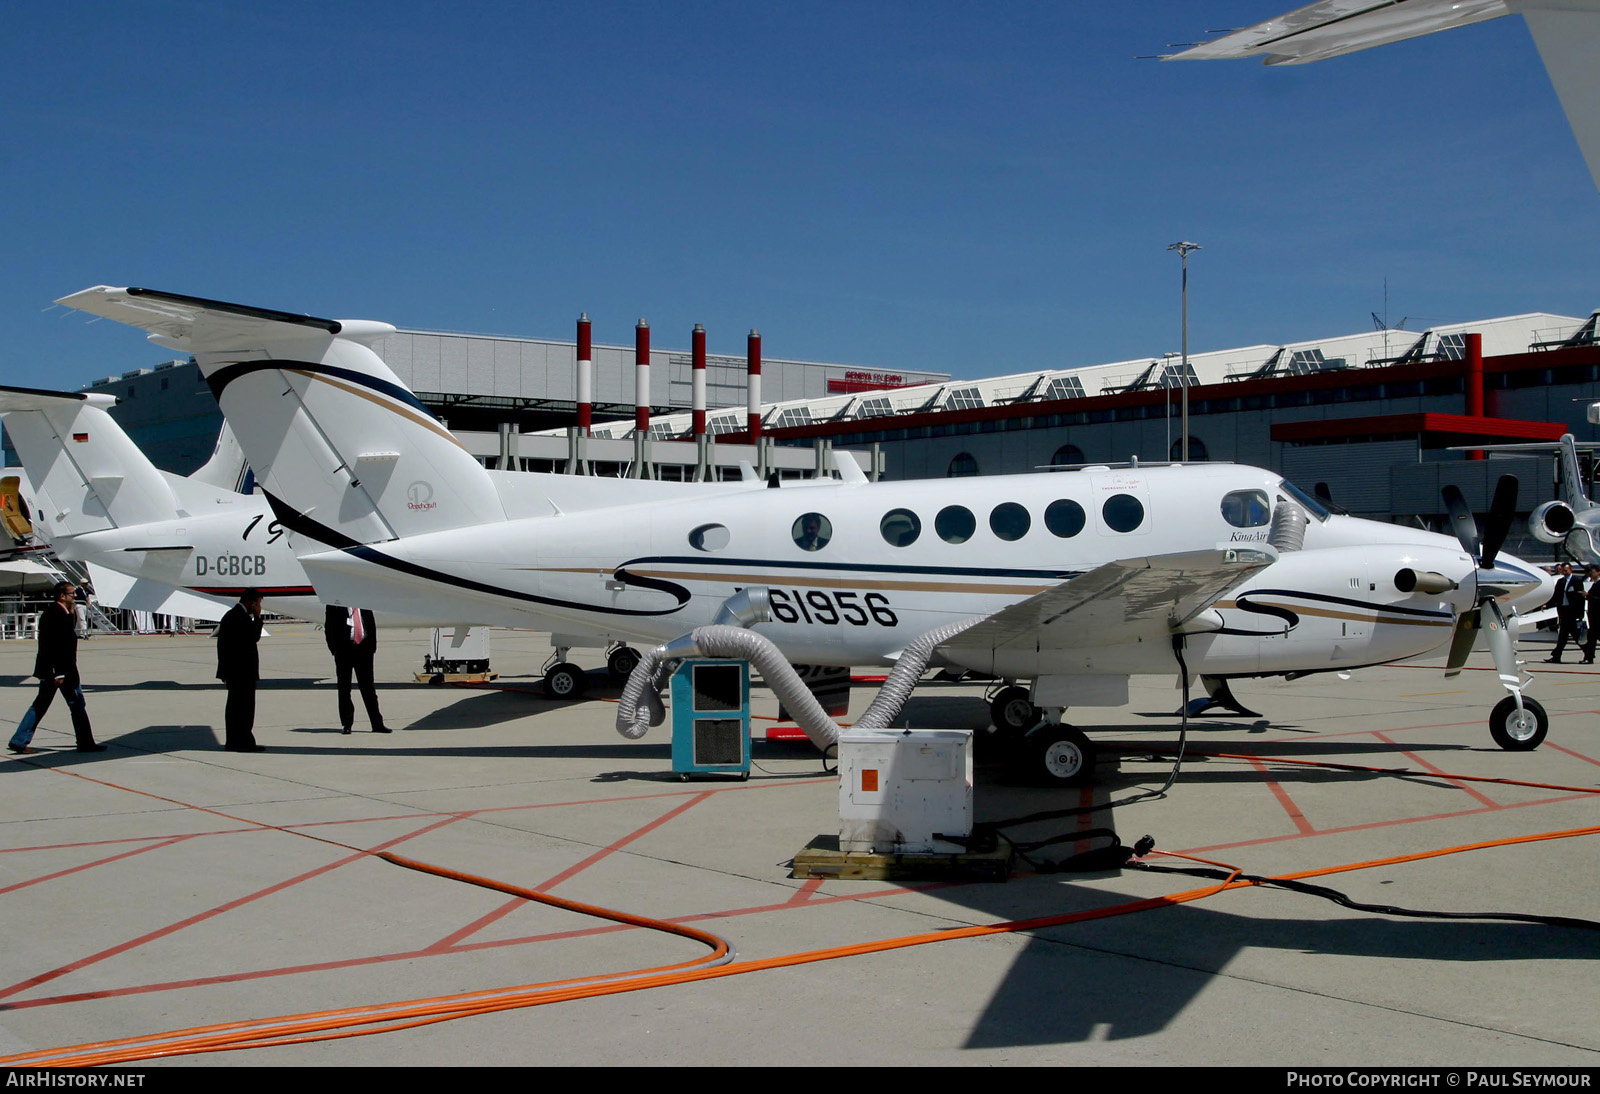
324 605 388 734
216 588 265 752
1549 564 1587 663
8 582 103 754
1581 564 1600 665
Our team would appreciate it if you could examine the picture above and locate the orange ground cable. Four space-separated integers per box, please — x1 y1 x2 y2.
15 818 1600 1067
7 751 1598 1066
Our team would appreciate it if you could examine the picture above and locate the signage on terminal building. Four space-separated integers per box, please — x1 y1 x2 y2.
826 370 916 394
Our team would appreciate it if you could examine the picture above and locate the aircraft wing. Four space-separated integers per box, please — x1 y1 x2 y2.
939 546 1276 659
1164 1 1511 65
1165 1 1600 195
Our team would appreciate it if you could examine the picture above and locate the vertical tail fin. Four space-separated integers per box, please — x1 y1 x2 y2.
189 420 252 493
1557 434 1597 512
0 387 183 537
54 287 508 544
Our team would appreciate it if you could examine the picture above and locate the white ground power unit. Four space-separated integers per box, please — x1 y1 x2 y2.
838 729 973 854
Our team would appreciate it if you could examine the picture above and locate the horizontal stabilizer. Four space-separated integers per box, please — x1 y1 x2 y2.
55 286 507 543
85 562 234 621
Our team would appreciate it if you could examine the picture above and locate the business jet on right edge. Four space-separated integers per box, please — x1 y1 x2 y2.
55 286 1556 783
1454 423 1600 566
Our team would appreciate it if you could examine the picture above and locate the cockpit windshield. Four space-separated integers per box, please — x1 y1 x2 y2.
1277 479 1331 522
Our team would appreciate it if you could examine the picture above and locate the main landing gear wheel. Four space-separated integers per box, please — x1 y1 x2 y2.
1489 695 1548 751
990 686 1042 733
606 645 642 682
1029 724 1097 786
543 662 588 700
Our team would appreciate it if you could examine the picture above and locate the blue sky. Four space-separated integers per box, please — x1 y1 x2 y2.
4 2 1596 388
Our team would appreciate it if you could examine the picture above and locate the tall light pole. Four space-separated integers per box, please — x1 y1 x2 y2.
1167 241 1201 462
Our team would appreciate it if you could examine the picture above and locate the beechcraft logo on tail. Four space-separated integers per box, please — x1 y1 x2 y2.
406 481 437 511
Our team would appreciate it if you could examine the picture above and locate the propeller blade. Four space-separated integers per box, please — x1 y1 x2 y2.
1441 485 1479 557
1443 611 1477 677
1480 475 1519 570
1482 599 1520 690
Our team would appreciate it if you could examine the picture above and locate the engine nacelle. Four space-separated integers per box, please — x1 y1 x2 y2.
1528 499 1576 545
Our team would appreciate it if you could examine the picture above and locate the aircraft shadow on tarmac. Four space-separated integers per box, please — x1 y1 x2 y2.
953 898 1596 1048
72 677 329 692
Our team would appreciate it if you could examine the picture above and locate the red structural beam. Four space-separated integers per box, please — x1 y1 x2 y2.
1270 413 1568 444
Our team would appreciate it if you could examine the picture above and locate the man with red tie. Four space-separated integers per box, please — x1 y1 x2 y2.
324 605 389 735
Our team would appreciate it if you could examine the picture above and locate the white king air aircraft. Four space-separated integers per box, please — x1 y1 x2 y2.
55 287 1556 782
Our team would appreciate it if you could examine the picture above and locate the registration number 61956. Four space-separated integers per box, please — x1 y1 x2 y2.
767 589 898 627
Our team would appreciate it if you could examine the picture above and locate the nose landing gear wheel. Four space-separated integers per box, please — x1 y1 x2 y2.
1029 724 1096 786
607 645 641 681
1489 695 1547 751
990 686 1042 733
543 662 588 700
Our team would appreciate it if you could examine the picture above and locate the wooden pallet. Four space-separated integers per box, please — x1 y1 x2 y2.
413 671 499 684
791 834 1011 882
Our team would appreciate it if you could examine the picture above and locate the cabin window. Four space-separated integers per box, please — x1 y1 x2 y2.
989 502 1031 541
1044 499 1086 538
880 508 921 547
792 513 832 552
689 523 730 552
1102 494 1145 532
935 505 976 544
1220 490 1271 529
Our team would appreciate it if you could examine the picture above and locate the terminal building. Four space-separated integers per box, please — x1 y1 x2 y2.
16 307 1600 557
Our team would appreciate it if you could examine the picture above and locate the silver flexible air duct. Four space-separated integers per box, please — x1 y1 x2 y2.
1269 500 1308 552
615 616 982 750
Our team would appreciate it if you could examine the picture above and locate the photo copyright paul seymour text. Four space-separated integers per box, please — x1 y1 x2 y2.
1287 1075 1592 1088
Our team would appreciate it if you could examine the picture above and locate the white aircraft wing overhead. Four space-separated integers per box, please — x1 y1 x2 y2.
1165 0 1511 65
1166 1 1600 193
940 546 1276 658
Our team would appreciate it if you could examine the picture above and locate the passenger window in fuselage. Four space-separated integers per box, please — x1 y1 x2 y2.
990 502 1031 541
1044 499 1086 538
793 513 832 551
1102 494 1144 533
935 505 976 544
689 523 730 551
880 508 921 547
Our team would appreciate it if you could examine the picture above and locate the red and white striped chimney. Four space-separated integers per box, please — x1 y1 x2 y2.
635 319 651 434
575 313 592 435
692 324 707 436
747 328 762 439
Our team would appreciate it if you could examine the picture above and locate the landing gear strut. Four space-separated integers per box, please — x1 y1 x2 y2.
543 646 588 700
